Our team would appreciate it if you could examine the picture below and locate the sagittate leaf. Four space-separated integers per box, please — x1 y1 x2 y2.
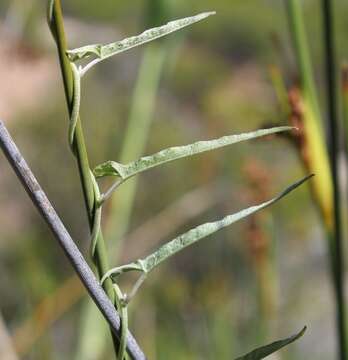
101 174 313 282
94 126 293 179
234 326 307 360
66 12 216 63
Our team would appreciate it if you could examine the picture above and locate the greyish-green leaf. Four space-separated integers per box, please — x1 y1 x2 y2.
101 175 313 283
137 175 312 273
234 326 307 360
66 12 215 63
94 126 293 179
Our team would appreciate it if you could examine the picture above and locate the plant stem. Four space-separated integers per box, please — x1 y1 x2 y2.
285 1 346 358
342 65 348 154
321 1 347 359
285 0 334 230
49 0 119 355
0 121 145 360
286 0 320 118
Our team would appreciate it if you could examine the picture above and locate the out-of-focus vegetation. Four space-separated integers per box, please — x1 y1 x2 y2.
0 0 347 359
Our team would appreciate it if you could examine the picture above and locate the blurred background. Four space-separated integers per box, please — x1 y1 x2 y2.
0 0 347 359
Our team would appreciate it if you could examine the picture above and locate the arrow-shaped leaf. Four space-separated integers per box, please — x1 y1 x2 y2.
234 326 307 360
101 174 312 283
66 11 215 71
94 126 293 180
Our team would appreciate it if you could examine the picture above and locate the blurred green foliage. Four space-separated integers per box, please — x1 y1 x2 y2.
1 0 346 359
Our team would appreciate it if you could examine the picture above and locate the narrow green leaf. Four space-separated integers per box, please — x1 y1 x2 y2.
94 126 293 179
137 175 312 273
102 175 313 283
66 12 215 63
234 326 307 360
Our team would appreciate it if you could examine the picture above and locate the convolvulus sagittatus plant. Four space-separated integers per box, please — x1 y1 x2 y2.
46 1 311 358
76 2 189 355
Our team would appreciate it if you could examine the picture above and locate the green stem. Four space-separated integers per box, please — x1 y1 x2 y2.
321 1 347 358
286 1 346 358
285 0 321 119
50 0 118 356
114 284 128 360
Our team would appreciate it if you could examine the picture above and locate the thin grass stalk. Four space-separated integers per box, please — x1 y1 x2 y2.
321 1 347 358
342 65 348 155
49 0 119 355
285 0 333 230
285 0 346 358
285 0 321 118
341 66 348 289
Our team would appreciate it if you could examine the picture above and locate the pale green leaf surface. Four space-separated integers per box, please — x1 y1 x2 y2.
94 126 293 179
66 12 215 62
234 326 306 360
138 175 312 273
101 174 312 283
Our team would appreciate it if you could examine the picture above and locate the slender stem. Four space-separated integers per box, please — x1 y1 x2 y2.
321 1 347 359
125 273 148 304
286 1 346 358
0 121 146 360
80 58 103 77
342 65 348 154
114 284 128 360
285 0 333 231
101 179 124 204
286 0 321 119
49 0 119 355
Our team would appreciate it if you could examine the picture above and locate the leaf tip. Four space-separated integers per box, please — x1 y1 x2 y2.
295 325 307 340
277 173 313 200
200 11 216 19
271 125 294 134
285 125 296 131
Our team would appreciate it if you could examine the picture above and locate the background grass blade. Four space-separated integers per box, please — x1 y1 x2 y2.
286 0 333 230
321 1 346 358
285 1 346 358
